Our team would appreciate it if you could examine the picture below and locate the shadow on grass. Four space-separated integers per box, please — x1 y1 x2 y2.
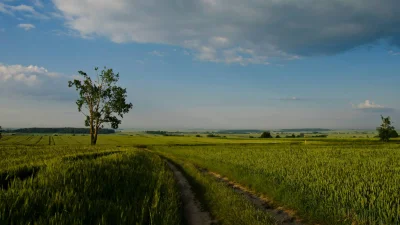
0 166 41 190
62 151 123 161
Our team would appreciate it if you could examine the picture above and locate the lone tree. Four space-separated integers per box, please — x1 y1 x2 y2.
260 131 273 138
377 115 396 142
68 67 133 145
0 126 2 139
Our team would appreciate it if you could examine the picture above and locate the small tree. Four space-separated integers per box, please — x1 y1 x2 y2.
377 115 395 142
260 131 272 138
0 126 2 139
68 67 133 145
275 135 281 138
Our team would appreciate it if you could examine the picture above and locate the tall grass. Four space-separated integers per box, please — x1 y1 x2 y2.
0 150 182 225
154 144 400 224
162 154 275 225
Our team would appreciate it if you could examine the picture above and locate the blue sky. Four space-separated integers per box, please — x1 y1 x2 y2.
1 0 400 130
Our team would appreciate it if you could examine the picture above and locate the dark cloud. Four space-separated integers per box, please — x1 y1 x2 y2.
52 0 400 64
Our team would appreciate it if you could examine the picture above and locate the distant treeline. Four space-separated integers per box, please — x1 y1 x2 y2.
279 128 331 132
146 131 168 135
145 131 184 136
217 130 264 134
9 128 115 134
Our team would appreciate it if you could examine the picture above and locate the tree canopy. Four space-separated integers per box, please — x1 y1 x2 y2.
260 131 273 138
377 115 396 142
68 67 133 145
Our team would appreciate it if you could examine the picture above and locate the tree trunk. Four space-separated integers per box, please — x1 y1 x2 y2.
91 133 96 145
89 111 96 145
92 126 98 145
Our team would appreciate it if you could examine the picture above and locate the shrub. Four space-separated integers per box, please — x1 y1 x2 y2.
260 132 273 138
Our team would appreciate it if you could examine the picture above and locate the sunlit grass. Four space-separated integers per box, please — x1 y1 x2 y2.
153 143 400 224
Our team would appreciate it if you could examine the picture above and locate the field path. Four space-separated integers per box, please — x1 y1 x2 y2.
165 161 213 225
197 167 305 225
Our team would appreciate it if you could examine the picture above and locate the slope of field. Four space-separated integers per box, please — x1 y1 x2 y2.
153 143 400 225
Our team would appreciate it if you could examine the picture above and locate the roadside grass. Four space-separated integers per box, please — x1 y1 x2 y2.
0 150 183 225
158 152 276 225
153 144 400 225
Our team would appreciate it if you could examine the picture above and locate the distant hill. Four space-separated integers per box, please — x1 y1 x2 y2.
216 130 264 134
279 128 331 132
9 128 115 134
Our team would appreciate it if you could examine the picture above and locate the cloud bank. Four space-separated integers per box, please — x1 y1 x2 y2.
52 0 400 65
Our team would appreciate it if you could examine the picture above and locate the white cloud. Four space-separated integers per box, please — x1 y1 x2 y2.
352 100 394 112
33 0 44 8
0 3 11 15
136 60 145 64
0 63 59 86
0 3 48 19
52 0 400 65
10 4 36 13
17 23 35 30
389 50 400 56
354 100 384 109
148 51 164 57
0 63 78 102
280 97 300 101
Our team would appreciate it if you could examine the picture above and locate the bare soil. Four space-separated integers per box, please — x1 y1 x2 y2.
166 161 213 225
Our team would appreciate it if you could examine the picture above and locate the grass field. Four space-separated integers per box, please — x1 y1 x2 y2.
1 134 400 224
153 143 400 224
0 146 182 225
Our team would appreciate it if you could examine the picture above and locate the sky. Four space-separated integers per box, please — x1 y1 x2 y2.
1 0 400 130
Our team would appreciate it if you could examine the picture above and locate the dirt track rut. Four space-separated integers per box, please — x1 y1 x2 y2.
197 167 305 225
166 161 213 225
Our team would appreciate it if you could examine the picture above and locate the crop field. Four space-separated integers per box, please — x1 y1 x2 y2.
153 143 400 225
0 134 306 146
0 145 182 225
1 134 400 224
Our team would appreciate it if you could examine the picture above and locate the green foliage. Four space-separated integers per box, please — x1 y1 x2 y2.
377 115 396 142
275 135 281 138
260 131 272 138
68 67 133 145
0 126 2 139
390 130 399 138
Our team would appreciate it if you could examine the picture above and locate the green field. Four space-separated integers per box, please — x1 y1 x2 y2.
1 134 400 224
